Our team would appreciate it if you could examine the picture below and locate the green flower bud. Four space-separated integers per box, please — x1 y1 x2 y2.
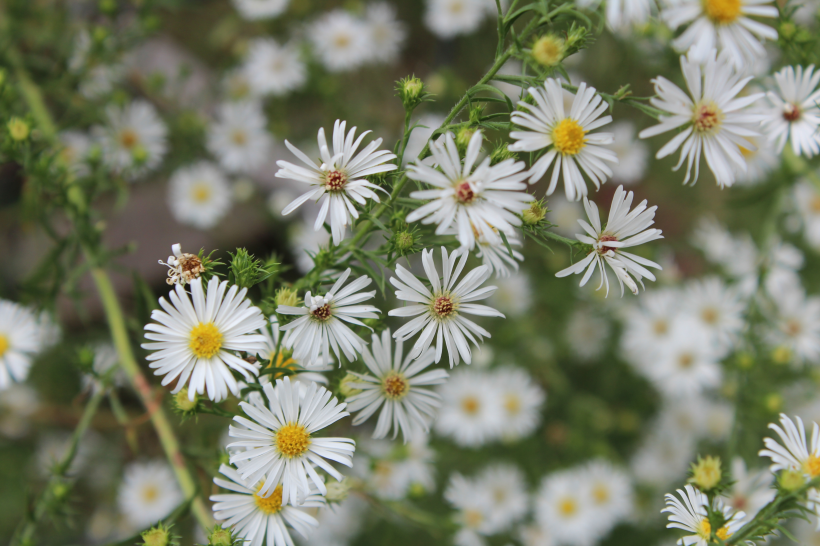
275 287 300 309
339 373 362 398
522 201 547 225
455 127 477 153
779 469 805 491
325 477 352 501
397 76 429 110
141 526 172 546
689 455 721 491
131 144 149 166
229 248 273 289
531 35 565 67
7 118 30 141
394 231 415 253
208 525 239 546
489 142 517 164
174 387 199 413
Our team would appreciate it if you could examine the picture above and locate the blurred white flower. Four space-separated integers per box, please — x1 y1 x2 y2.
566 307 611 361
302 496 367 546
762 65 820 157
365 3 407 64
766 286 820 365
646 318 723 398
488 272 532 317
231 0 289 20
424 0 488 39
308 10 372 72
608 121 649 185
0 300 45 391
0 384 39 438
117 461 183 531
726 457 775 518
82 343 126 393
445 472 496 546
535 469 604 546
684 277 745 357
99 100 168 178
475 464 529 533
794 181 820 250
243 39 306 97
168 162 233 230
434 368 503 447
207 101 272 174
492 366 545 441
583 460 635 533
58 130 92 177
734 135 778 186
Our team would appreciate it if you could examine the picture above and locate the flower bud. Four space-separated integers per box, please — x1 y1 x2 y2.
394 231 415 253
779 469 805 491
131 144 149 166
771 346 791 365
174 387 198 413
689 455 721 491
765 393 783 412
208 526 237 546
455 127 477 154
490 141 517 164
7 118 30 141
736 352 754 369
141 524 175 546
397 76 429 110
275 287 299 308
531 35 565 67
522 201 547 225
339 373 362 398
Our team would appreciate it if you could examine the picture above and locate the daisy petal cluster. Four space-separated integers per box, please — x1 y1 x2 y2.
276 120 397 245
556 185 663 296
762 65 820 158
228 376 355 506
509 78 618 201
406 130 532 251
277 269 380 366
211 463 323 546
0 300 49 390
231 0 289 20
346 329 449 442
99 100 168 178
207 101 273 174
639 50 763 188
663 485 746 546
167 162 233 230
661 0 777 69
142 277 267 402
389 247 504 367
243 38 307 98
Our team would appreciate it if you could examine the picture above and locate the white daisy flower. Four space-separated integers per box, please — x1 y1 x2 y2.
222 68 255 101
211 463 323 546
424 0 488 39
168 162 233 230
609 121 649 184
257 316 330 375
767 287 820 365
82 343 127 393
508 78 618 201
555 185 663 297
142 276 268 402
663 485 746 546
99 100 168 178
117 461 183 531
303 497 366 546
762 65 820 158
406 130 532 250
0 300 43 390
491 366 545 441
275 120 397 245
795 181 820 250
434 368 503 447
566 307 611 361
276 269 380 367
243 39 307 97
403 113 446 166
631 427 697 487
207 101 272 174
727 457 775 517
389 247 504 367
58 130 92 177
760 413 820 480
346 328 449 442
535 469 604 546
356 435 437 499
583 460 634 531
308 10 371 72
445 472 496 546
638 51 763 188
621 287 680 364
476 464 530 533
231 0 289 20
661 0 777 69
684 277 745 357
365 3 407 64
228 376 355 505
288 222 330 275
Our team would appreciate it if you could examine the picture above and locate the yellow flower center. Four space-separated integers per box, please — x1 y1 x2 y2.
558 497 578 516
592 484 610 504
325 170 348 191
141 484 159 503
716 527 731 541
119 128 139 149
463 508 483 528
552 118 586 155
432 295 456 318
267 350 298 379
504 393 521 414
461 396 480 415
191 183 212 203
810 196 820 214
653 319 669 335
334 34 351 48
678 352 695 369
692 102 724 134
703 0 742 23
701 307 719 325
254 484 284 515
189 322 223 358
449 0 465 14
276 423 311 458
231 130 247 146
699 518 712 538
382 371 410 400
803 454 820 477
0 334 9 357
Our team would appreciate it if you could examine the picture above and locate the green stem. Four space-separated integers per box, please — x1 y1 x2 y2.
12 389 106 546
90 268 213 530
5 46 58 142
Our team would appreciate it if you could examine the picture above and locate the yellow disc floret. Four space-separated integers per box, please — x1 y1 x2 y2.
189 322 223 358
382 371 410 400
552 119 586 155
803 454 820 477
254 484 284 514
276 423 311 458
692 102 724 134
703 0 742 24
559 497 578 516
0 334 9 357
191 183 212 203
